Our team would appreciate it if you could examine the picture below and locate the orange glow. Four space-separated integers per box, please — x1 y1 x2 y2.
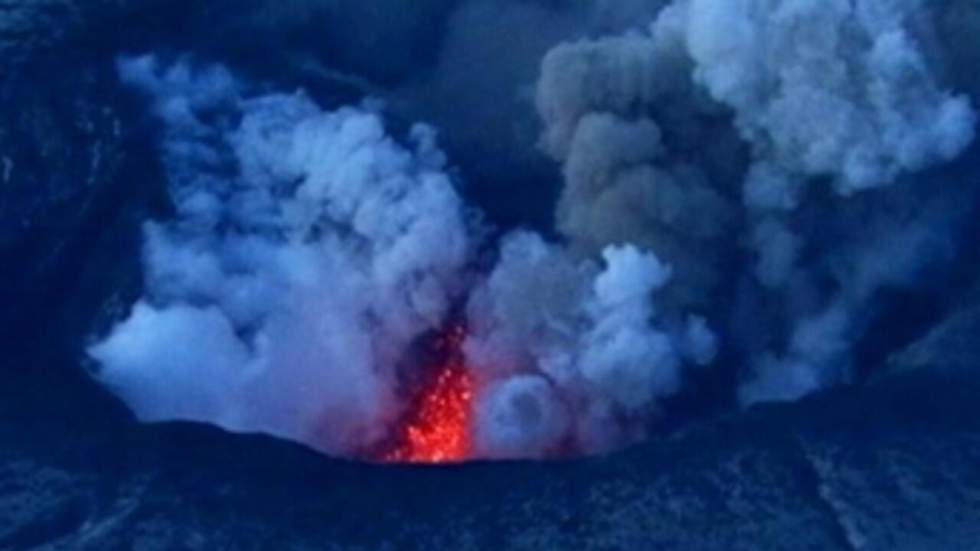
383 326 475 464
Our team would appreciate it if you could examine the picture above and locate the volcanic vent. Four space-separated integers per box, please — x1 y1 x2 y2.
379 325 475 464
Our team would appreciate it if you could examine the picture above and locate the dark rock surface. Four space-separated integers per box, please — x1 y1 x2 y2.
2 358 979 550
886 284 980 379
6 288 980 551
0 48 150 379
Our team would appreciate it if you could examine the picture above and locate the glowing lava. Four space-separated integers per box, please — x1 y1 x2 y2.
383 325 475 464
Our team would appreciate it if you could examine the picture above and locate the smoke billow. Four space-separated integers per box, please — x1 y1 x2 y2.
535 0 977 406
91 56 474 455
88 0 980 460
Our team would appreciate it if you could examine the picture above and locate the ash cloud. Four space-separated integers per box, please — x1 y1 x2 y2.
535 0 978 406
89 0 980 460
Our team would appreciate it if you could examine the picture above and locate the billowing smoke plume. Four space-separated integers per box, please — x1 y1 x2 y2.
90 56 474 455
89 0 980 461
535 0 977 405
89 55 710 459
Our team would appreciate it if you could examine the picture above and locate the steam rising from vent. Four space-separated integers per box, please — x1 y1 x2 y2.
88 0 979 461
92 56 473 455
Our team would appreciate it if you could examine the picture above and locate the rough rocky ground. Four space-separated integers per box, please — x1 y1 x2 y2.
2 318 979 551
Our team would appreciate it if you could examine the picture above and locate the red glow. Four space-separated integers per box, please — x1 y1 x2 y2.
383 325 475 464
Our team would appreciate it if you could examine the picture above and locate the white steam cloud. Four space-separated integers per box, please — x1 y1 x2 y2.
92 56 473 455
684 0 975 200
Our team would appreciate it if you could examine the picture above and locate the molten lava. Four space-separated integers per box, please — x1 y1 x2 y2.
383 325 475 464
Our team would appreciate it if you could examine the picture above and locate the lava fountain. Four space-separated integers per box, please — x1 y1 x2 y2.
381 324 476 464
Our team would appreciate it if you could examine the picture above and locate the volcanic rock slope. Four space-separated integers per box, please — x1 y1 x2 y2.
2 341 979 551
